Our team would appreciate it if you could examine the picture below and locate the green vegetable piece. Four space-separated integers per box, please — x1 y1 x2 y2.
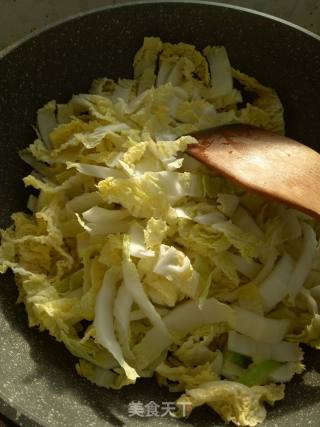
226 350 251 368
239 360 283 386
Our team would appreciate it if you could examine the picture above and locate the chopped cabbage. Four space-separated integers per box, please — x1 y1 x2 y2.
228 331 303 363
94 267 138 381
176 381 284 426
1 38 317 427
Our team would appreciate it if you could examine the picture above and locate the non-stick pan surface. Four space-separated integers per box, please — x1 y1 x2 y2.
0 2 320 426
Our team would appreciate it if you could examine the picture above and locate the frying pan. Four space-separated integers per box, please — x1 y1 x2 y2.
0 1 320 426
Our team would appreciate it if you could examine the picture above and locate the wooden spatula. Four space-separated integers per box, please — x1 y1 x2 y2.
187 124 320 218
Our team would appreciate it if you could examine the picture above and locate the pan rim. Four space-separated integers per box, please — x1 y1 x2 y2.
0 0 319 60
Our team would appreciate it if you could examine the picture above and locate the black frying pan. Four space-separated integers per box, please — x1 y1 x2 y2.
0 2 320 426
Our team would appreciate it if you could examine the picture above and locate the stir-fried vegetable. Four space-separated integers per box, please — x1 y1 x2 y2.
1 38 319 427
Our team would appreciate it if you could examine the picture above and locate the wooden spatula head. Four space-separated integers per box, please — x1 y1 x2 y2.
187 124 320 218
